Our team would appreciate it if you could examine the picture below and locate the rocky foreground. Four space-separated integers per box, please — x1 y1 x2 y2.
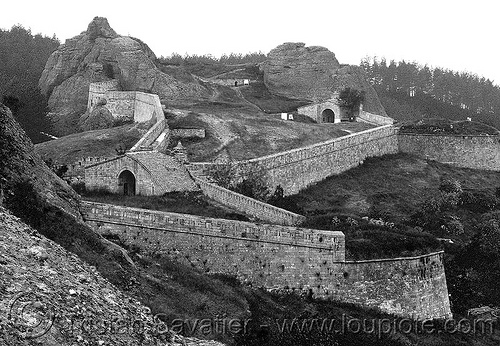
0 207 222 346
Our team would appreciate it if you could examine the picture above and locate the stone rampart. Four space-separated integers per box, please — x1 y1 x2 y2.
104 91 136 121
133 92 163 123
87 80 120 111
81 202 451 319
195 177 306 226
240 125 399 195
358 110 394 125
130 119 167 151
398 133 500 171
339 252 452 319
171 128 206 139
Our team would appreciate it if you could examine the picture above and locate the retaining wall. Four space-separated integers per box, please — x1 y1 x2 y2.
240 125 399 195
130 119 167 151
398 133 500 171
195 177 306 226
340 252 452 319
357 110 394 125
171 128 206 139
81 202 452 319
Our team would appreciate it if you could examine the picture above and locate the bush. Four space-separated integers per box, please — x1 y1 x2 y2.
439 177 462 194
233 170 270 202
207 163 235 189
459 190 498 213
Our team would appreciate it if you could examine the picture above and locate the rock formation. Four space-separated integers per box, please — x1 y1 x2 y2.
261 42 387 115
39 17 210 135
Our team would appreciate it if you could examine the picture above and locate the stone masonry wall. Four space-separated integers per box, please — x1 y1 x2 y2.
87 80 120 111
357 110 394 125
104 91 136 121
81 202 451 319
130 119 167 151
398 133 500 171
195 177 306 226
340 252 452 319
240 125 399 195
84 156 155 195
171 128 206 139
133 92 163 123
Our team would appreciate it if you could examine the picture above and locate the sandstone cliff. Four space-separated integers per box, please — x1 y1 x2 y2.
261 42 386 115
39 17 210 135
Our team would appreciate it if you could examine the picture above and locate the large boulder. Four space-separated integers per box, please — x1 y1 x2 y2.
262 42 340 101
39 17 209 135
261 42 386 115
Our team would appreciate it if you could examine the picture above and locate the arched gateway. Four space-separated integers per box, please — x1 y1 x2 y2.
321 108 336 123
118 170 136 195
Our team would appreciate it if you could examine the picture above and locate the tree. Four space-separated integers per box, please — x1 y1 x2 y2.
337 88 365 120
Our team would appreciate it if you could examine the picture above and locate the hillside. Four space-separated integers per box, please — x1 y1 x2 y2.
3 98 500 345
34 123 146 165
167 104 375 162
279 153 500 313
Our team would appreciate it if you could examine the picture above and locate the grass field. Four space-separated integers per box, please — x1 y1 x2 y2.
35 123 146 164
290 153 500 223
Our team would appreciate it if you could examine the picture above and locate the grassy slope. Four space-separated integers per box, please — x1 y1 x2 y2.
291 153 500 223
169 103 375 162
34 123 145 164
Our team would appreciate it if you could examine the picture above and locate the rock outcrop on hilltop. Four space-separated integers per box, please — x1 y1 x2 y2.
261 42 387 115
39 17 210 135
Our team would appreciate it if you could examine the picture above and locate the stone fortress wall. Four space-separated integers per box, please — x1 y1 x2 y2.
194 177 305 226
237 125 399 195
87 80 162 124
398 133 500 171
82 201 452 319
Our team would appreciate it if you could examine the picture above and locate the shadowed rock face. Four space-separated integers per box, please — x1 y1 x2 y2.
39 17 209 136
261 42 387 115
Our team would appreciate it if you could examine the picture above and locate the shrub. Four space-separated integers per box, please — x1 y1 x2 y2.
459 190 498 213
233 170 270 202
439 177 462 194
207 163 235 189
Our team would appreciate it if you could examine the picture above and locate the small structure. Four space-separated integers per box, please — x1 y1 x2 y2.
172 141 189 164
298 98 344 123
280 113 288 120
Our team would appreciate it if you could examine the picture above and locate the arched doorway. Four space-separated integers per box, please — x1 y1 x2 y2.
321 109 335 123
118 170 136 196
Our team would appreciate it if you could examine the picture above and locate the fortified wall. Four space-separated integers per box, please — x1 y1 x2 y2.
81 201 452 320
398 133 500 171
239 125 399 195
87 80 163 124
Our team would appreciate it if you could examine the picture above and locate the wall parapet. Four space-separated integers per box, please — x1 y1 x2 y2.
194 177 306 226
130 119 167 152
357 110 394 125
81 201 451 320
398 133 500 171
80 201 343 253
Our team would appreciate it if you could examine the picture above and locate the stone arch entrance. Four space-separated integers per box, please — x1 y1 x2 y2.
118 170 136 196
321 109 336 123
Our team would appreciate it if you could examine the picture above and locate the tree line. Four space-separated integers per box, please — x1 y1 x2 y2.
360 57 500 128
0 25 59 143
159 51 267 65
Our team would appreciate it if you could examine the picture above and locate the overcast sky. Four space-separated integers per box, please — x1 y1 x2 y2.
3 0 499 85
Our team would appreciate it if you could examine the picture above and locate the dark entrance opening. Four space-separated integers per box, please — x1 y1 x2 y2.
118 170 136 196
321 109 335 123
